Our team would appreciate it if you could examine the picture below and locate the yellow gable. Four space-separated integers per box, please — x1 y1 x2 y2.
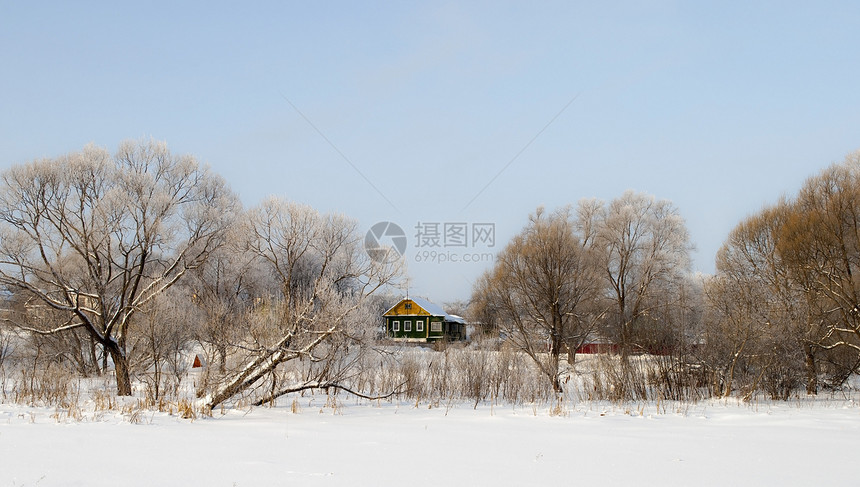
383 299 433 317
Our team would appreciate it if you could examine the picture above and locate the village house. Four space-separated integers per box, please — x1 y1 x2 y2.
383 297 466 342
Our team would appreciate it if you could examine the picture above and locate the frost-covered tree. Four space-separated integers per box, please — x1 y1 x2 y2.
133 289 196 400
781 154 860 371
702 152 860 398
588 191 692 359
705 203 807 398
472 206 601 393
202 198 402 411
0 140 238 395
183 225 269 377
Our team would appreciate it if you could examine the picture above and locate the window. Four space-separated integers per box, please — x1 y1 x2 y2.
405 302 412 310
416 320 424 332
404 320 412 332
430 321 442 333
393 320 400 332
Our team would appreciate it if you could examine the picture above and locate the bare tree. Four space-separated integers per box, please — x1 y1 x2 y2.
0 140 238 395
184 226 268 377
707 199 826 398
442 299 470 319
201 198 401 411
777 153 860 389
589 191 692 359
705 152 860 397
704 206 792 397
133 289 196 401
472 206 601 394
704 272 761 397
0 322 17 374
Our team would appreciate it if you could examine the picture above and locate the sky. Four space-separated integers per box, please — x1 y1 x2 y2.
2 1 859 303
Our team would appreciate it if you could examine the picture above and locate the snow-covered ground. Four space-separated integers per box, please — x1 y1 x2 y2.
2 395 858 486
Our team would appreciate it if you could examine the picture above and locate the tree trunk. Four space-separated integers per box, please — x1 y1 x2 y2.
550 322 563 393
620 319 632 363
567 344 577 366
723 367 734 398
725 355 739 398
804 343 818 395
204 348 289 411
152 356 162 401
106 342 133 396
549 351 563 394
218 345 227 375
89 336 101 376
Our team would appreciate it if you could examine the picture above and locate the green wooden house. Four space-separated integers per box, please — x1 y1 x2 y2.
383 297 466 342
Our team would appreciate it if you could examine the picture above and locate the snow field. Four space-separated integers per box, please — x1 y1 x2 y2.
2 396 859 487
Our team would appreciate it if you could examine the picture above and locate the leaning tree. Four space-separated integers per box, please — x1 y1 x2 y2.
201 197 402 411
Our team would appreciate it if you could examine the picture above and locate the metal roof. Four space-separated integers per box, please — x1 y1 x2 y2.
383 297 466 323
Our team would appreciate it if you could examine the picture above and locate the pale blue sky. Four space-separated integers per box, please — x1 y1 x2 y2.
2 1 859 303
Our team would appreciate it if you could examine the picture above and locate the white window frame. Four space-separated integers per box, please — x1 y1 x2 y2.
430 321 442 333
393 320 400 332
404 320 412 332
416 320 424 332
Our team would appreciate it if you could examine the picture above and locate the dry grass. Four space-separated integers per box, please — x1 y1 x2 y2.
2 343 856 422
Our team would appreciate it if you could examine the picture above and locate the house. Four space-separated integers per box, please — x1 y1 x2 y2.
574 334 619 355
383 297 467 342
575 341 619 355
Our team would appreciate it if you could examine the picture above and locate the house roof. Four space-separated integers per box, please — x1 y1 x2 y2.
446 314 466 325
383 297 466 324
409 296 446 316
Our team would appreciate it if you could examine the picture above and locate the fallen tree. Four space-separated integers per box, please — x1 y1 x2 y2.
200 198 401 412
